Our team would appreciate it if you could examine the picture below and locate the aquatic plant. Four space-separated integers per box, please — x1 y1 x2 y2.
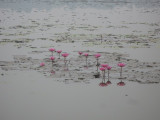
62 53 69 66
49 48 55 56
40 62 45 67
50 56 55 66
99 67 106 82
118 63 126 78
84 53 89 66
56 50 62 59
94 53 101 72
78 51 83 56
101 64 108 68
106 66 112 84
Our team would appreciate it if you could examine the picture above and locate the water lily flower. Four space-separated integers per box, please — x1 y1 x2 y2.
107 66 112 70
99 67 106 71
40 62 45 67
49 48 55 52
50 56 55 61
118 63 125 67
84 53 89 57
94 53 101 58
78 51 83 56
62 53 69 58
49 48 55 56
101 64 108 68
57 50 62 53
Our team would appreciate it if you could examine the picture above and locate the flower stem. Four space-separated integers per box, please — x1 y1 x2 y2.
58 53 60 59
96 58 99 72
108 70 110 81
86 57 88 66
52 51 53 56
64 57 67 66
103 71 106 82
52 60 53 67
120 67 122 78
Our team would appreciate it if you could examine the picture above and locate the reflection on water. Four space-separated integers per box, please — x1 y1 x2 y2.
99 80 126 87
106 80 112 85
99 81 108 86
99 75 126 87
117 80 126 86
50 69 55 75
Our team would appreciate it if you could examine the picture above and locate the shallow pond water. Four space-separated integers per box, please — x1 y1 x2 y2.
0 70 160 120
0 0 160 120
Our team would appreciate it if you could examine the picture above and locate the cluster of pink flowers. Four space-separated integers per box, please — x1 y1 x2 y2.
40 48 70 67
40 50 126 86
100 64 112 71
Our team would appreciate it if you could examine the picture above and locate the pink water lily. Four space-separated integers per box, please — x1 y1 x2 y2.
62 53 69 57
118 63 125 67
84 53 89 57
49 48 55 56
49 48 55 52
99 67 106 71
101 64 108 68
57 50 62 53
78 51 83 55
94 53 101 58
107 66 112 70
118 63 126 78
50 56 55 61
40 62 45 67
